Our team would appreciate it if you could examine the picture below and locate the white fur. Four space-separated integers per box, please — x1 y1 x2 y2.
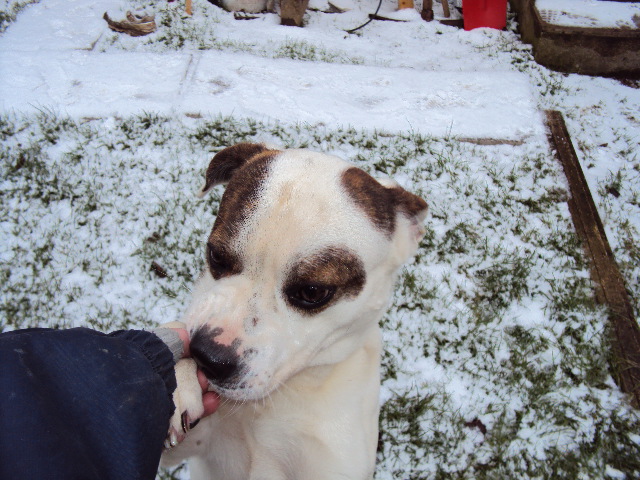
162 149 426 479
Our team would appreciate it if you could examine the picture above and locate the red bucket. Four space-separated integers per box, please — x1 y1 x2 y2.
463 0 508 31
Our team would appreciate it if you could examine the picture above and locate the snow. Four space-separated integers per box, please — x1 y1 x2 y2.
1 0 121 49
0 1 543 141
536 0 640 29
1 0 640 478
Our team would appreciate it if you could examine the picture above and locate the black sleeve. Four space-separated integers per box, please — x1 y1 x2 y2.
0 327 177 480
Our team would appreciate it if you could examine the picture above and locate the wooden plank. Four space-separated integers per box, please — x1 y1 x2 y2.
441 0 450 18
421 0 434 21
368 14 408 22
546 110 640 407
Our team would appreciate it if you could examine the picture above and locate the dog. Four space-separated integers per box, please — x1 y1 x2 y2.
161 143 428 479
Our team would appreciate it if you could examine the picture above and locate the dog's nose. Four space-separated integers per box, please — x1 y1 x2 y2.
190 327 243 386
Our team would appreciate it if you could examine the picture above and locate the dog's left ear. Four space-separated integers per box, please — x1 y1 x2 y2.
342 168 428 264
198 143 276 197
383 179 428 265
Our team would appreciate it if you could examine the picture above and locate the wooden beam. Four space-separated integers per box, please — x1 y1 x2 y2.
441 0 450 18
546 110 640 408
421 0 433 21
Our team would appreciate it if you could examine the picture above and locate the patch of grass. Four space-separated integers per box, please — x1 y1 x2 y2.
273 38 363 64
472 247 536 309
595 165 640 318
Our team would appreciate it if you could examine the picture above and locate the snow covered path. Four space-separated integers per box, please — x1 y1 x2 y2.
0 49 543 140
0 0 543 141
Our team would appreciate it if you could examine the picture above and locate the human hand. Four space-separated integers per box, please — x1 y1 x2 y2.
153 321 190 360
198 369 221 418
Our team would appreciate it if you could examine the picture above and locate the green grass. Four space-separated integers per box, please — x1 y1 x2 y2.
273 38 364 64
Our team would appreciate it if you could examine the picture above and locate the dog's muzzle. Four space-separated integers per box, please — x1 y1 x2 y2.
190 326 245 388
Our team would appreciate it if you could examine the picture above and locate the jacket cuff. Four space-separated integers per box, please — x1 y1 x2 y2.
108 329 177 411
150 327 184 363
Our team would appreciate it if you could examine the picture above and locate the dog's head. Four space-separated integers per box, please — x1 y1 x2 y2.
183 143 427 401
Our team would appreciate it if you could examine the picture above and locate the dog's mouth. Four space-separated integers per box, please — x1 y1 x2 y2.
201 369 280 402
190 326 267 401
205 381 260 402
191 340 247 388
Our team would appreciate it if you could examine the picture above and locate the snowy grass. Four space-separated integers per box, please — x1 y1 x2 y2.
2 110 639 478
0 0 38 33
97 0 365 64
492 31 640 322
489 31 640 321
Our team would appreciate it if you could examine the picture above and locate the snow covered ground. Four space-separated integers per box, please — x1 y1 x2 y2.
1 0 639 478
0 48 543 140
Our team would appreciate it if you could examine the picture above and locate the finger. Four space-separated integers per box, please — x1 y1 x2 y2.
197 369 209 392
173 328 190 358
202 391 221 417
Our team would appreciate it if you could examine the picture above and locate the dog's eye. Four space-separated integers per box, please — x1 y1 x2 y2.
208 245 223 266
207 243 232 278
286 284 336 310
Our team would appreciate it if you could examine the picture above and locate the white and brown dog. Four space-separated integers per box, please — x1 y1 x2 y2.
162 143 427 479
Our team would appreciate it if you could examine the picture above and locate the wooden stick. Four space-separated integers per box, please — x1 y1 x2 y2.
398 0 414 10
441 0 450 18
421 0 434 21
186 0 192 16
546 110 640 408
368 13 408 22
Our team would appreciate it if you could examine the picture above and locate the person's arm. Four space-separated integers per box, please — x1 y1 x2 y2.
0 327 178 480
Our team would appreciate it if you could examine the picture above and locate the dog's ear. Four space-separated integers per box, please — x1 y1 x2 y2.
198 143 275 198
387 181 428 265
342 168 428 264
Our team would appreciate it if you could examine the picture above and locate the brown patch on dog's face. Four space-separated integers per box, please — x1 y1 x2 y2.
207 151 279 279
341 168 396 236
206 241 242 280
283 246 366 314
389 186 429 222
341 167 428 237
